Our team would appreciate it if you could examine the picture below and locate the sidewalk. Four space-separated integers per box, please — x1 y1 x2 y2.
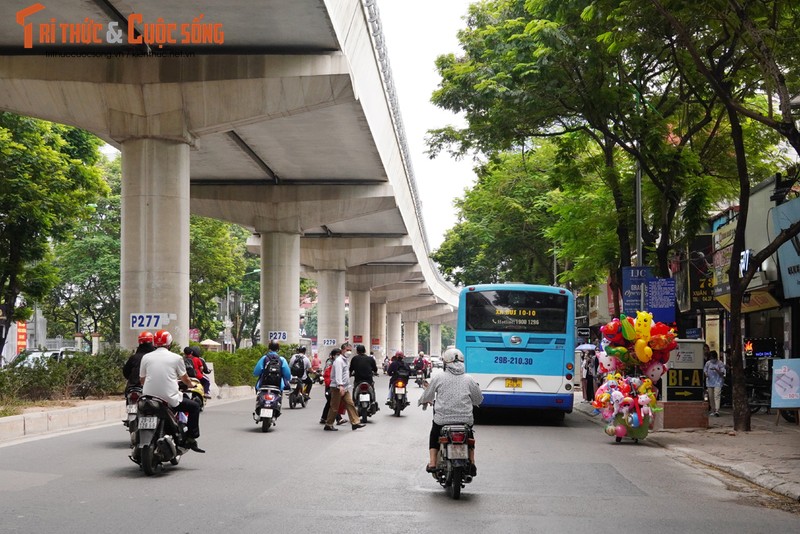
572 392 800 501
0 385 253 446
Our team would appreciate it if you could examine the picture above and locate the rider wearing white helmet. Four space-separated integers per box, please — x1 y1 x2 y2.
419 347 483 475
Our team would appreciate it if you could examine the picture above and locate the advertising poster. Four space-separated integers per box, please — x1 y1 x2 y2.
771 359 800 409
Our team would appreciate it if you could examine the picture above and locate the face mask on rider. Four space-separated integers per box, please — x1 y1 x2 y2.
345 351 352 357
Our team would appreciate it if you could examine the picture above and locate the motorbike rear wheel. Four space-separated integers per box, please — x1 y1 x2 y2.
289 397 296 409
359 405 368 424
448 466 463 500
261 417 272 432
394 403 401 417
141 445 157 476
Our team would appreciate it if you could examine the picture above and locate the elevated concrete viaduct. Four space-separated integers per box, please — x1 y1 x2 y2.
0 0 459 352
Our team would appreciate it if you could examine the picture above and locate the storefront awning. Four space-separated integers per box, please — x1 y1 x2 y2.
714 291 781 313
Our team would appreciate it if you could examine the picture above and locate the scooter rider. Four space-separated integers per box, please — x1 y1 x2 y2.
122 331 155 392
386 351 411 403
418 347 482 475
349 344 379 411
139 329 204 452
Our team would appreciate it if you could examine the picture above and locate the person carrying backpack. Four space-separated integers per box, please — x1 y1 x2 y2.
289 346 312 399
386 351 411 403
253 342 292 411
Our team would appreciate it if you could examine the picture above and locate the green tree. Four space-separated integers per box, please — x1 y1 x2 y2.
0 113 107 354
631 0 800 432
45 155 121 341
432 149 561 285
189 217 248 341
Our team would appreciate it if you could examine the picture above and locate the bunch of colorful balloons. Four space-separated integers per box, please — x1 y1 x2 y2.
592 310 677 440
592 373 658 439
597 311 677 383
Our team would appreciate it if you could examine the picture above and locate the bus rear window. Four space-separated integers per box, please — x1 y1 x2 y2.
465 290 568 333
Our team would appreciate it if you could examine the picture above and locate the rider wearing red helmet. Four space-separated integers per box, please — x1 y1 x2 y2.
139 330 204 451
122 331 155 392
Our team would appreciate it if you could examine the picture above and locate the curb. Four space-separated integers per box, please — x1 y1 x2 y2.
0 385 254 445
572 398 800 502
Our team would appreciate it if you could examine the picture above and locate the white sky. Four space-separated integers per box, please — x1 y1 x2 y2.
375 0 477 250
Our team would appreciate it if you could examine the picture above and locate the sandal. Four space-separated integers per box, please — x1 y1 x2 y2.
425 464 437 473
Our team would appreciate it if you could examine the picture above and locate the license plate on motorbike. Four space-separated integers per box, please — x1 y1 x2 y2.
505 378 522 388
260 408 273 419
394 387 405 394
126 404 137 414
138 416 158 430
447 444 468 459
359 394 370 402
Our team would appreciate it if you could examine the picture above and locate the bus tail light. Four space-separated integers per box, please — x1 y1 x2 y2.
566 363 574 371
565 373 573 381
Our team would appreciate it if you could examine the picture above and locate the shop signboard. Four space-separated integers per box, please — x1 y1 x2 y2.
664 339 705 401
621 266 652 315
773 197 800 299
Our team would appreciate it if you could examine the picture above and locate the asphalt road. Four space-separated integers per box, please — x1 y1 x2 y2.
1 371 797 533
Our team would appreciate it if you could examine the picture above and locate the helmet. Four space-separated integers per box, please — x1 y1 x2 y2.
153 330 173 348
138 331 154 345
418 351 424 357
394 350 404 359
442 347 464 364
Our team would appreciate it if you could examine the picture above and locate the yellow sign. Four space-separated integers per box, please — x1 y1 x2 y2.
505 378 522 389
715 291 780 313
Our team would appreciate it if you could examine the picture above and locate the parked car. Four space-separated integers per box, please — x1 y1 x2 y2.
430 355 442 369
10 348 81 368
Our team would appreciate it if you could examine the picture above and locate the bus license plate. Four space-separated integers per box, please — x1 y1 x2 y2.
447 444 468 459
138 416 158 430
505 378 522 388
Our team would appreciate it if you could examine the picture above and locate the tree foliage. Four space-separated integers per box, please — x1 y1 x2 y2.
0 113 107 354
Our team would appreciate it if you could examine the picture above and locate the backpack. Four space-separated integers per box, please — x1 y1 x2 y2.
415 358 425 370
290 355 305 378
396 362 410 380
260 354 283 387
184 357 197 378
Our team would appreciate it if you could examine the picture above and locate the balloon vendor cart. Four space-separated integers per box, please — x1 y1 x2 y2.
592 311 677 443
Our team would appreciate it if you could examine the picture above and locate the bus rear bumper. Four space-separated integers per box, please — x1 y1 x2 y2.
480 391 574 412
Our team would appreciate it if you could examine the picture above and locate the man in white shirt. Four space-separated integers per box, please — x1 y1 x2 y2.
139 330 203 450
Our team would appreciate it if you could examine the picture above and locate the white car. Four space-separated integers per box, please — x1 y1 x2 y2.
430 356 443 369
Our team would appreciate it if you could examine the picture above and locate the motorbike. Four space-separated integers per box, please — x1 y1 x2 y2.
308 369 323 384
430 423 475 500
130 395 197 475
288 377 307 409
415 374 425 388
185 378 206 412
123 385 142 447
388 378 410 416
353 381 378 424
253 385 283 432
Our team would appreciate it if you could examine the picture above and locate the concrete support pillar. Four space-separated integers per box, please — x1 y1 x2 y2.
317 270 346 356
387 312 402 357
429 323 442 356
370 301 387 360
259 232 300 345
349 290 370 348
120 138 190 349
403 320 419 356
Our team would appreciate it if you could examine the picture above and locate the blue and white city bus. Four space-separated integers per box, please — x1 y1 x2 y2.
456 283 576 415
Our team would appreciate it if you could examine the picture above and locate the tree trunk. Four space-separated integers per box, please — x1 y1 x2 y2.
726 105 751 432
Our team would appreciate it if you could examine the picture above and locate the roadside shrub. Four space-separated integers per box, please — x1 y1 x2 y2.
203 343 298 387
